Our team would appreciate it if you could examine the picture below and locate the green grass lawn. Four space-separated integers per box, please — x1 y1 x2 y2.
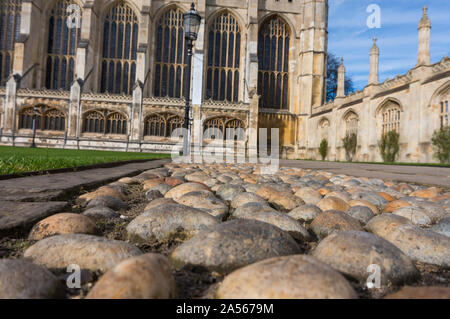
0 146 171 175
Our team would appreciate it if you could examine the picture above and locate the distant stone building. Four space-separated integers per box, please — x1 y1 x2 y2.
0 1 448 163
308 7 450 163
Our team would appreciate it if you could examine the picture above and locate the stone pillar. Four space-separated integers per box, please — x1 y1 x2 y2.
246 0 259 158
130 82 143 142
3 75 20 135
192 104 202 160
68 79 82 138
360 97 373 162
297 0 328 158
136 6 151 87
298 0 328 114
337 58 345 98
417 6 431 66
191 0 206 157
369 38 379 85
76 3 96 92
248 94 259 160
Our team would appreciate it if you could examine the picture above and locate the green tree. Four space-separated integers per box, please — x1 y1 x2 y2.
319 138 328 161
342 133 357 162
378 131 400 163
431 126 450 164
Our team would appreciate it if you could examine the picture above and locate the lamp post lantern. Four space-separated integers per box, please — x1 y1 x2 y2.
31 106 38 148
182 3 201 157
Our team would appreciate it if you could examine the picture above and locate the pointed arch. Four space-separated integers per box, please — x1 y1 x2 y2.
18 105 66 131
257 15 291 110
429 81 450 128
143 112 184 137
43 107 66 131
375 97 404 116
99 0 141 21
342 108 359 121
343 110 359 135
376 98 402 135
82 110 106 133
18 106 42 130
106 111 127 134
205 8 245 34
428 80 450 107
258 12 296 39
203 116 245 141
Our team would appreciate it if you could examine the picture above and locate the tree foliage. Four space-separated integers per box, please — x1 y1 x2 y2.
431 126 450 164
319 138 328 161
378 131 400 163
326 53 355 102
342 133 357 162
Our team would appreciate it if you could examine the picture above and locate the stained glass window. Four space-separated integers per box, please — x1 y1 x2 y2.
0 0 22 85
258 16 290 109
154 8 186 98
19 106 65 131
101 1 138 95
144 113 184 137
205 13 241 102
203 117 244 140
45 0 81 91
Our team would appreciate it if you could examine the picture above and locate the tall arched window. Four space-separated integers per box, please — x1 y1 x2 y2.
344 112 359 135
154 7 186 98
0 0 22 86
381 103 401 135
45 0 81 91
100 1 138 95
205 12 241 102
144 112 184 137
258 16 290 110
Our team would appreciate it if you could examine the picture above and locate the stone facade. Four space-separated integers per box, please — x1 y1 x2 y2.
0 1 448 163
306 7 450 163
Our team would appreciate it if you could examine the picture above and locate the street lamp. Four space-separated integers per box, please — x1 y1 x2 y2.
182 3 201 157
31 106 39 148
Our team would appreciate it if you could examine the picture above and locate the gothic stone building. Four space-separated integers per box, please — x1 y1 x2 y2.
0 0 448 163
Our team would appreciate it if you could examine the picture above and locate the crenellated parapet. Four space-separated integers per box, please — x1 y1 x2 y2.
202 100 249 112
432 56 450 73
81 92 133 104
17 88 70 99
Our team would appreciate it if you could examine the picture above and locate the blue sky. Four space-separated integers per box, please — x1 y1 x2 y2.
328 0 450 90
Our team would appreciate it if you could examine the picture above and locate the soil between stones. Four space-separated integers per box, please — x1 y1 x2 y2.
0 165 449 299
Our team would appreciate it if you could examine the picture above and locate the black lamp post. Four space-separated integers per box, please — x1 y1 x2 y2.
182 3 201 156
31 106 38 148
